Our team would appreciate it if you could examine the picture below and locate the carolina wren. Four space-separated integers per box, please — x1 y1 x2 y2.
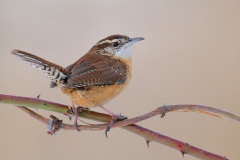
11 34 144 134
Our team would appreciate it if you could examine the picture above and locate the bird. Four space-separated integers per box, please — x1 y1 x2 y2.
11 34 144 136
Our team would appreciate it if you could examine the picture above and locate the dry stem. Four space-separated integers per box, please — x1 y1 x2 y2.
1 93 237 160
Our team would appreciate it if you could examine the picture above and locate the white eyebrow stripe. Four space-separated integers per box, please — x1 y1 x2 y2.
96 39 119 45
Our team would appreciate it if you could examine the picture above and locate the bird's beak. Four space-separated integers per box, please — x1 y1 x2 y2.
124 37 144 47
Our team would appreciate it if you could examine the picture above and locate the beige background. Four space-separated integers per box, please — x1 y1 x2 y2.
0 0 240 160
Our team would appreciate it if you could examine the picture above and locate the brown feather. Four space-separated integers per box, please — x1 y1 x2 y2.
11 49 68 87
11 49 67 75
11 34 138 108
64 52 127 88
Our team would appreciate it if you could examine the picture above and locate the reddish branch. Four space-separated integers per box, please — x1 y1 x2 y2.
1 94 237 160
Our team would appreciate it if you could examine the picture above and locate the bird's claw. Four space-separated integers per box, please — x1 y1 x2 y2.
47 115 62 135
105 113 127 138
74 121 81 131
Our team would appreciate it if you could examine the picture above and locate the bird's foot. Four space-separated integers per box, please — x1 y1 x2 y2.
74 119 81 132
64 106 74 121
71 106 89 132
105 113 127 138
47 115 62 135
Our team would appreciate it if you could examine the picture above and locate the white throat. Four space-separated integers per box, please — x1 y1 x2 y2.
115 45 133 59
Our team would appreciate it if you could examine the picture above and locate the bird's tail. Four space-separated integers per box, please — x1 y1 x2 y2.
11 49 67 87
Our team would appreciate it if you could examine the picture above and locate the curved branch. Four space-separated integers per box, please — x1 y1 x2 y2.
1 94 238 123
1 93 234 160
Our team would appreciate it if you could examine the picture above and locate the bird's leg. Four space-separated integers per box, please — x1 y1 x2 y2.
68 104 90 132
99 105 127 138
73 106 81 131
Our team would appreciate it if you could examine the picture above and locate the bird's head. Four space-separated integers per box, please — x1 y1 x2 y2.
92 34 144 59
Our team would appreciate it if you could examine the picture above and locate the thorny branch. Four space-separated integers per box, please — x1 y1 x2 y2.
1 94 239 160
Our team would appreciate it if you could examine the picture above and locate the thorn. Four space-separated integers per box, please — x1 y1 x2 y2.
35 94 41 111
181 151 186 157
160 103 167 118
145 139 150 148
36 94 41 99
178 143 186 157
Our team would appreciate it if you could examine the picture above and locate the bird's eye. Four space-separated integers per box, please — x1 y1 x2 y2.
112 42 119 47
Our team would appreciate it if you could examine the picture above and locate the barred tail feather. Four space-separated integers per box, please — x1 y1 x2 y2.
11 49 67 87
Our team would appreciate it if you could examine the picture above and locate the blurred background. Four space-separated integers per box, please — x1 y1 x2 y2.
0 0 240 159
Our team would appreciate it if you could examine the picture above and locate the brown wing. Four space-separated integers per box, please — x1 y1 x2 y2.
64 53 127 88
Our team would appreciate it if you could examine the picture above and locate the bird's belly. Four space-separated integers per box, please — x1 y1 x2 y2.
61 84 127 108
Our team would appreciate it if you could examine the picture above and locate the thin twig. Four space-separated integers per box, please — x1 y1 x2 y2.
1 94 238 123
1 94 235 160
16 105 229 160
